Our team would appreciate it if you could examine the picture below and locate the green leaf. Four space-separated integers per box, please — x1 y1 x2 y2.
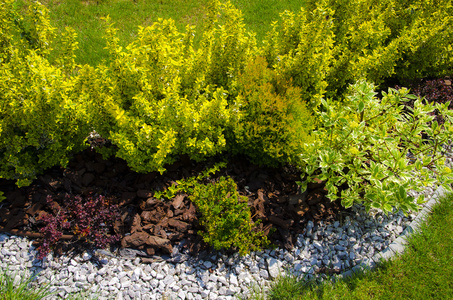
328 193 338 201
416 194 425 204
366 192 378 202
297 181 308 193
358 101 365 113
404 94 418 100
383 203 393 212
329 176 341 185
398 185 406 200
338 118 348 125
352 175 363 183
431 120 439 133
415 160 422 170
341 197 354 208
371 201 381 209
326 181 338 195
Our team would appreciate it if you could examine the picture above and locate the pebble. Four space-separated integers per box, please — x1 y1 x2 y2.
267 258 283 279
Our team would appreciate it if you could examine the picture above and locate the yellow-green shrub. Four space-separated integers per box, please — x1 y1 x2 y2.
319 0 398 96
324 0 453 86
153 163 269 255
192 0 258 92
0 0 55 61
388 0 453 81
85 1 260 174
86 13 231 173
190 176 269 255
263 0 453 103
230 56 314 166
262 3 334 108
0 0 90 187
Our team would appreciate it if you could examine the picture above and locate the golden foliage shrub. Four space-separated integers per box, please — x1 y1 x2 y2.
263 0 453 102
0 0 90 187
231 57 314 166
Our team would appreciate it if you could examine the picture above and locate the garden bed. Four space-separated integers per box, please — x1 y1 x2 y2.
0 145 345 259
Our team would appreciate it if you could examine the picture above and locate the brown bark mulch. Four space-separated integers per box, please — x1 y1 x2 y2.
0 146 347 260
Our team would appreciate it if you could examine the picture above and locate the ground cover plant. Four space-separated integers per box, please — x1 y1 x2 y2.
256 191 453 300
37 193 121 259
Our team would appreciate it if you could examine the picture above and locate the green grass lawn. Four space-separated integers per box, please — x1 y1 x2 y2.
256 192 453 300
16 0 305 66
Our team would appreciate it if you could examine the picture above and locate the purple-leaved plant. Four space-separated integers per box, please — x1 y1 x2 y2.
37 193 120 259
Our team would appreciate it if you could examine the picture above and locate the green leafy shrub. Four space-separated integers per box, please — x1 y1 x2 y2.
299 80 453 213
85 1 255 174
263 0 453 103
193 0 258 91
388 0 453 81
317 0 399 96
230 56 315 166
0 0 55 61
0 0 90 187
153 162 269 254
190 176 269 255
261 3 334 108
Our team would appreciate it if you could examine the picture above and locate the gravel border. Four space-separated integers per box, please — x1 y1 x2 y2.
338 185 448 280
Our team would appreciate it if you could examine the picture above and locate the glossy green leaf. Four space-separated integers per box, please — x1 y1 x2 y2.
358 101 365 113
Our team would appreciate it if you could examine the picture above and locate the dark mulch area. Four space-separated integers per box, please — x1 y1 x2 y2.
0 145 347 259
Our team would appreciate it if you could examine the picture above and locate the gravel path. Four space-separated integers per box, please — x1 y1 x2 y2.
1 157 452 299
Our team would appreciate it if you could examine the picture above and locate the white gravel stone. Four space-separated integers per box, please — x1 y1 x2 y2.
259 269 269 280
229 274 238 287
267 258 283 279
